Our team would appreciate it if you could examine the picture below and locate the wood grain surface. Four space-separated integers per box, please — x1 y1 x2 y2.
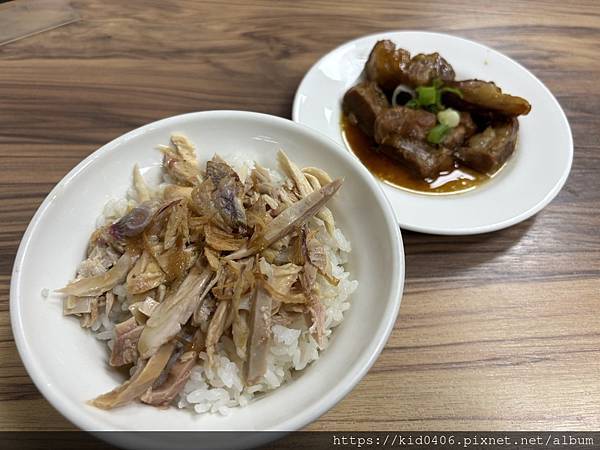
1 0 599 432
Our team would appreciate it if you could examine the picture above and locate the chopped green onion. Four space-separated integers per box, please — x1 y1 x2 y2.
427 123 450 144
437 108 460 128
415 86 437 106
435 90 443 110
405 83 463 112
432 78 444 89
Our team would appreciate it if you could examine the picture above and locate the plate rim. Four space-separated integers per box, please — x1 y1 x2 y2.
292 30 574 235
10 110 405 434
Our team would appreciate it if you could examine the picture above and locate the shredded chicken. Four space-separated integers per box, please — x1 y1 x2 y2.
159 134 201 186
278 150 336 235
133 165 151 202
206 300 229 364
138 265 214 359
59 250 139 297
141 350 197 407
63 295 93 316
246 280 272 384
59 134 345 411
227 178 342 259
110 317 143 367
90 342 175 409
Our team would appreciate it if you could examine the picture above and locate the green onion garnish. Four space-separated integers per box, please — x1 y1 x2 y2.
433 78 444 89
437 108 460 128
415 86 437 106
405 99 420 109
427 123 450 144
404 82 462 113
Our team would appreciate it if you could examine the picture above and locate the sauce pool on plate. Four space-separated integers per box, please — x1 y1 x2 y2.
341 115 497 195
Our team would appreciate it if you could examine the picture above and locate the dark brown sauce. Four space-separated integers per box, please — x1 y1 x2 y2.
341 115 493 195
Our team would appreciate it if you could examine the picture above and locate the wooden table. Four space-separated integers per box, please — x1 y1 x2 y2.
1 0 599 431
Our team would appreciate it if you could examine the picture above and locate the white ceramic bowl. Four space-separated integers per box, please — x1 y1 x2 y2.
293 31 573 234
10 111 404 438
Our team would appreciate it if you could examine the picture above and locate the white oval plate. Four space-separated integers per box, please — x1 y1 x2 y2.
10 111 404 444
292 31 573 235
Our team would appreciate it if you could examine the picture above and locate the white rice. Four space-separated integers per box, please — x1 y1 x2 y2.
91 155 358 415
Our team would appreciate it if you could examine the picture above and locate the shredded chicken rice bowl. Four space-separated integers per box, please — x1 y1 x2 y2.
57 134 357 415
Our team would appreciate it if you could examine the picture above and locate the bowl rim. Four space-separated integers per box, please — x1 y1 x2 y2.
292 30 574 235
10 110 405 433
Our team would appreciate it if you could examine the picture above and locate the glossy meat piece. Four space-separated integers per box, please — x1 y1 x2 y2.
405 52 455 87
342 81 389 136
444 80 531 118
373 107 453 178
378 139 454 179
365 40 411 91
374 106 437 143
366 40 455 89
456 119 519 173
